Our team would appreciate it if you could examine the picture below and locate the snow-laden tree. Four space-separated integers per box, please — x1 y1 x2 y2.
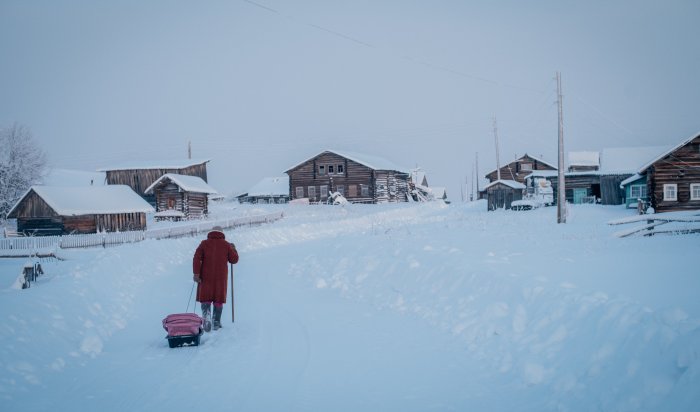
0 123 47 220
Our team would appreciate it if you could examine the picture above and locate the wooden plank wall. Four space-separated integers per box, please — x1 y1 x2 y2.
485 156 557 184
105 162 208 197
288 152 409 204
649 136 700 212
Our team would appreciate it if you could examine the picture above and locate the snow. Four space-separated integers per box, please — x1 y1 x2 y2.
244 176 289 197
9 185 155 216
144 173 218 195
568 151 600 167
484 179 526 190
1 201 699 411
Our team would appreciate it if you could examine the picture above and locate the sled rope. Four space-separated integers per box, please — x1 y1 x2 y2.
185 281 196 313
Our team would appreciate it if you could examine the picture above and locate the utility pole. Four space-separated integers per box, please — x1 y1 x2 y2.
556 72 567 224
493 117 501 181
475 152 479 199
188 141 192 159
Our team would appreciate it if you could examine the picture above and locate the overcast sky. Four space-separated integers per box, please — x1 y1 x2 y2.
1 0 698 199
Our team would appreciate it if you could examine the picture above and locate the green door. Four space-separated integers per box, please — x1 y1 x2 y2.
573 188 587 204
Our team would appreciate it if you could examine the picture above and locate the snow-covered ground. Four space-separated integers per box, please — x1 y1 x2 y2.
1 201 698 411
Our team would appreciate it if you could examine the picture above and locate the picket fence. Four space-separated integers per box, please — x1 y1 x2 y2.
0 211 283 256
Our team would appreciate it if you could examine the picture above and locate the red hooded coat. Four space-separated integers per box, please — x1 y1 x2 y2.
193 230 239 303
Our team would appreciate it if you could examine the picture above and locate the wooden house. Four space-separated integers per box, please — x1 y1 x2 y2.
635 132 700 213
485 154 557 184
485 180 525 211
144 174 217 220
97 159 210 205
7 185 154 235
285 150 410 204
237 176 290 204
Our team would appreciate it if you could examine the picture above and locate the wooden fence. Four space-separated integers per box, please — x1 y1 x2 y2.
608 211 700 237
0 211 283 256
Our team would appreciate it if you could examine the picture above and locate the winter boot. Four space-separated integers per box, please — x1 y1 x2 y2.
201 303 212 333
213 306 223 331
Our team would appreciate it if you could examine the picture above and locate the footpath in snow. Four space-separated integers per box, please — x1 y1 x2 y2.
0 201 699 411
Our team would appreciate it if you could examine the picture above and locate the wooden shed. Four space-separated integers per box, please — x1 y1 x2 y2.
144 174 218 220
285 150 410 204
237 176 290 204
636 132 700 213
7 185 154 235
485 180 525 211
97 159 210 205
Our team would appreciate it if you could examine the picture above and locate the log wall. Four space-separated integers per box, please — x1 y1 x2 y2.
648 136 700 212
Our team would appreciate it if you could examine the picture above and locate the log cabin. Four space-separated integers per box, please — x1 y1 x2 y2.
485 154 557 185
285 150 410 204
144 174 218 220
97 159 210 205
7 185 154 235
636 132 700 213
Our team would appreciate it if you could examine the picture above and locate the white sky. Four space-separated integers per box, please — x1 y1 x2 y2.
1 0 698 199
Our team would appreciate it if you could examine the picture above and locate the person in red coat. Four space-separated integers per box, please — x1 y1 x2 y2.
193 226 239 331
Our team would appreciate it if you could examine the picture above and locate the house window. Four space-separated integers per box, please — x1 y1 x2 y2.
348 185 357 197
320 185 329 198
521 163 532 171
691 183 700 200
360 184 369 197
319 165 326 175
630 184 647 199
328 165 334 174
663 184 677 201
337 164 344 174
336 185 345 196
308 186 316 199
295 187 304 198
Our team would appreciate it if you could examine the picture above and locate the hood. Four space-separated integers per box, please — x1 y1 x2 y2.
207 231 225 240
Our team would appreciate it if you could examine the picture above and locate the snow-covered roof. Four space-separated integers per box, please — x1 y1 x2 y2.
484 154 557 176
9 185 155 217
619 173 645 188
411 169 428 186
636 131 700 173
245 176 290 197
484 179 526 190
600 146 671 174
41 168 106 186
524 170 559 179
144 174 217 195
568 151 600 167
286 150 409 173
97 159 210 172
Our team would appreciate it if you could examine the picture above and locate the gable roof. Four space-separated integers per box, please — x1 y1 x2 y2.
245 176 290 197
97 159 210 172
8 185 154 217
286 150 409 173
144 174 217 195
636 131 700 173
484 179 526 190
485 153 557 176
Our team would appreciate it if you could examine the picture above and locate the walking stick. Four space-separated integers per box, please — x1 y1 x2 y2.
231 263 236 323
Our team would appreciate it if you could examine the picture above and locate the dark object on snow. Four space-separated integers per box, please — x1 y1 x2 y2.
162 313 203 348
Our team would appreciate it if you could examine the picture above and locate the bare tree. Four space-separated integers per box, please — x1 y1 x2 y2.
0 123 48 220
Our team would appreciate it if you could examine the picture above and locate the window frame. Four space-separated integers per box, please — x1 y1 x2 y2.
307 186 316 200
295 187 304 199
691 183 700 201
337 164 344 174
663 184 678 201
318 165 326 176
630 184 647 200
521 162 533 171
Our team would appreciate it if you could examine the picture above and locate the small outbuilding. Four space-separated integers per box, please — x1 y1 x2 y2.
485 179 525 211
7 185 154 235
237 176 290 204
144 174 218 220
